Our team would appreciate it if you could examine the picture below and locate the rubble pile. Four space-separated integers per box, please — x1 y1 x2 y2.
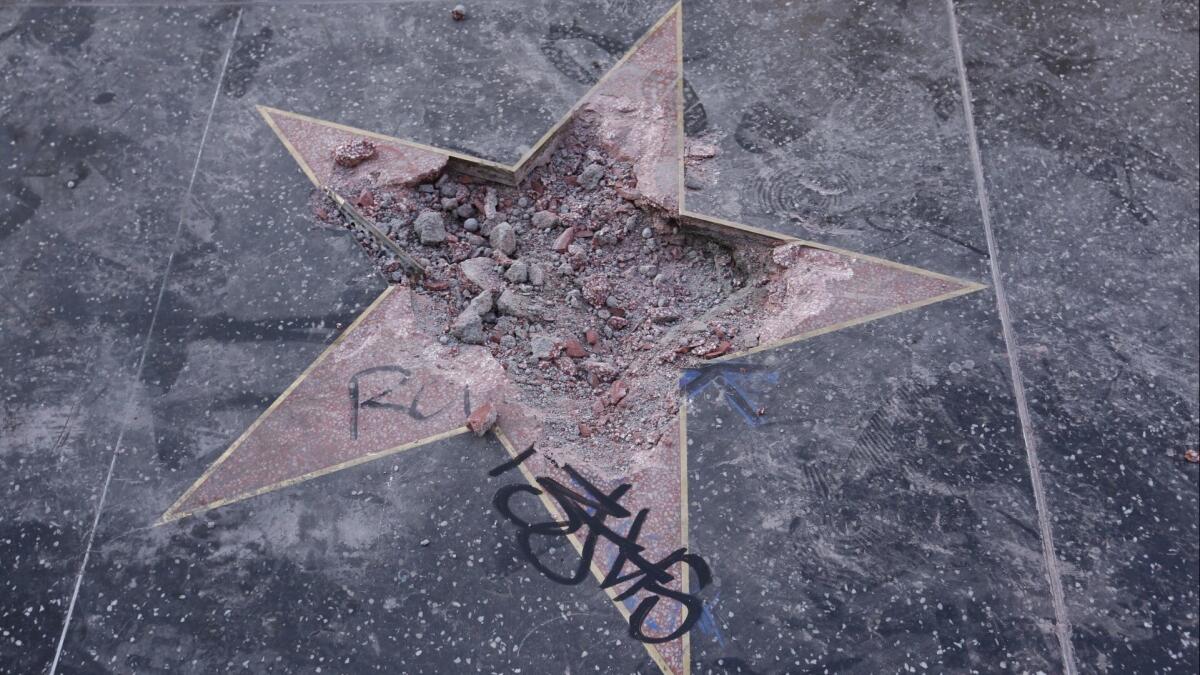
316 115 783 469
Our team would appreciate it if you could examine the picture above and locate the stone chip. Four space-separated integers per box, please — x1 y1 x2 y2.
415 210 447 245
451 310 485 344
531 210 560 229
459 257 502 292
497 289 536 319
490 222 517 256
505 259 529 284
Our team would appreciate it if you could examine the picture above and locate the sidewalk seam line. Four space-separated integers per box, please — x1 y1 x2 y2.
943 1 1078 673
47 11 244 673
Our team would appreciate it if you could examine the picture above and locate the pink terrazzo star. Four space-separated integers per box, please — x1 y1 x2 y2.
162 7 982 674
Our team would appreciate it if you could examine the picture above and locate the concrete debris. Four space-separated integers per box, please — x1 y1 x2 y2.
414 210 446 245
531 210 560 229
583 359 619 383
579 275 610 307
317 112 801 475
459 257 501 292
552 227 576 252
489 222 517 256
333 138 377 168
608 380 629 405
505 259 529 284
528 263 545 286
579 162 604 189
563 338 587 358
530 334 558 360
701 339 733 358
496 289 535 318
466 402 497 436
451 310 485 344
484 187 498 220
686 141 718 159
357 189 375 209
466 289 494 316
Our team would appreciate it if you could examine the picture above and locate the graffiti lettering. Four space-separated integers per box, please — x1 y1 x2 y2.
347 366 470 439
492 462 711 644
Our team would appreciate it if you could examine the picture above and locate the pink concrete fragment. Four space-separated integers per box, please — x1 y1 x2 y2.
334 138 377 167
466 402 498 436
552 226 576 252
262 107 448 188
578 12 681 213
751 244 970 346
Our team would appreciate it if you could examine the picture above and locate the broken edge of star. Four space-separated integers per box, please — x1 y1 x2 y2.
254 2 682 190
252 1 984 316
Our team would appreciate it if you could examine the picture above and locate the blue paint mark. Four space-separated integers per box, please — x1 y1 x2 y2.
617 595 672 637
695 591 726 646
681 364 778 427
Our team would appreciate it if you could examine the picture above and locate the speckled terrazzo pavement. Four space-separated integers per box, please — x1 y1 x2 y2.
1 1 1196 674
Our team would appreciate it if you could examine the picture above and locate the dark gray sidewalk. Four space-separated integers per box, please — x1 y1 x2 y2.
2 1 1196 673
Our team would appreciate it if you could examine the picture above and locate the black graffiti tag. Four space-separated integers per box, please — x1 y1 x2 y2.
347 366 471 439
492 463 711 644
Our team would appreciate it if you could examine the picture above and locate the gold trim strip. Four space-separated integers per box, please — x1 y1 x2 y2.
709 282 984 364
158 285 400 524
676 17 691 675
159 426 470 524
678 398 691 675
491 428 677 675
675 1 686 212
510 2 683 174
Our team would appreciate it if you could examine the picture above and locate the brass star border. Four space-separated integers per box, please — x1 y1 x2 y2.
158 5 984 674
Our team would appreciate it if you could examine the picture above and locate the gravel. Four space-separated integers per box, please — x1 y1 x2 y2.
318 112 783 474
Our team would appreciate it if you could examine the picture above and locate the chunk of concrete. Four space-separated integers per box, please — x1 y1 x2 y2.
466 290 494 316
531 210 560 229
497 289 535 319
459 257 502 292
414 210 446 245
505 259 529 284
490 222 517 256
451 310 485 344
